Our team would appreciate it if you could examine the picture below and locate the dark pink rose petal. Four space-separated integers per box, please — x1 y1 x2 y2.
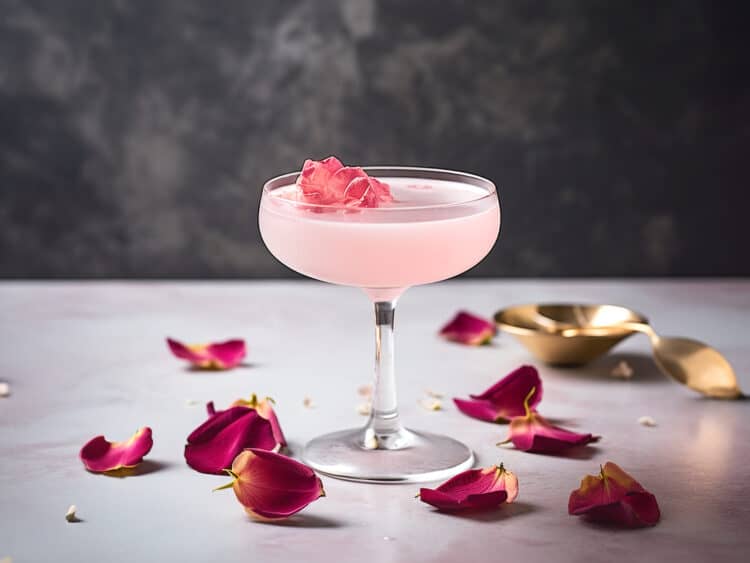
439 311 497 345
569 462 660 527
218 449 325 520
167 338 246 370
80 427 153 472
454 365 543 422
500 387 598 454
231 395 287 448
419 464 518 511
185 406 279 474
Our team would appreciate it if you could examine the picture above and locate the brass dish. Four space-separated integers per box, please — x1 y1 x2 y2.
495 304 645 365
495 303 742 399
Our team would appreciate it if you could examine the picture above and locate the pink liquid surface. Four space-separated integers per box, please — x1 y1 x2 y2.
259 177 500 298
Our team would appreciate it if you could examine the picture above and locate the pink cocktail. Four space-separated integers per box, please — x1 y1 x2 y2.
260 166 500 482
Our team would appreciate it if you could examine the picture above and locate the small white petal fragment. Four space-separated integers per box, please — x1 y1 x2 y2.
418 398 443 411
185 399 199 407
364 433 379 450
0 382 10 397
357 384 373 398
610 360 634 379
65 505 80 523
638 415 657 427
357 402 372 416
303 396 315 409
383 536 396 541
425 389 444 399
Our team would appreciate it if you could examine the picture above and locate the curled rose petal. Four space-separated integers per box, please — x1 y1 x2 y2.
185 395 284 474
215 449 325 520
80 427 153 472
295 157 393 208
454 365 543 422
439 311 497 345
419 464 518 511
167 338 246 370
568 462 660 527
499 388 599 454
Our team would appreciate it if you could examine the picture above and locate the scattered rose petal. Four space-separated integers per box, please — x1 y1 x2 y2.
0 382 9 397
80 427 153 472
439 311 497 345
303 396 315 408
425 389 444 399
185 395 284 474
419 398 443 411
65 505 80 523
499 388 599 454
569 462 660 527
215 449 325 520
419 464 518 511
295 157 392 208
167 337 246 370
610 360 634 379
357 402 372 416
454 365 543 422
357 384 373 397
638 416 657 427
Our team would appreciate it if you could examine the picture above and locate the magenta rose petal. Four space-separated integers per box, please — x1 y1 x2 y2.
418 464 518 512
454 365 543 422
500 387 599 454
80 427 153 473
185 401 281 474
294 157 393 208
296 156 344 203
216 449 325 520
439 311 497 345
568 462 660 528
167 337 246 370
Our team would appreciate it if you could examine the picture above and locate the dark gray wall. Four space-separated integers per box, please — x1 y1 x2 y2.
1 0 748 278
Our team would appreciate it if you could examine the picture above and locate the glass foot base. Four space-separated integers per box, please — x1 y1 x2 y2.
303 427 474 483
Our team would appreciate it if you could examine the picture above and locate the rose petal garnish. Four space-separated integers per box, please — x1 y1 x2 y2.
65 505 80 523
296 156 344 203
80 427 153 473
295 157 392 208
418 463 518 511
454 365 543 422
215 448 325 520
568 462 660 527
185 395 285 474
439 310 497 345
499 387 599 453
167 337 246 370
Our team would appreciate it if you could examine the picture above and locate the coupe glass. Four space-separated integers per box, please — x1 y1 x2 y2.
259 167 500 482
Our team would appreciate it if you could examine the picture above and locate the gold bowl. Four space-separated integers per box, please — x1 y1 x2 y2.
494 304 648 365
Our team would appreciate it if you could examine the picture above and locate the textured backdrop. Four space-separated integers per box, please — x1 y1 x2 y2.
1 0 748 278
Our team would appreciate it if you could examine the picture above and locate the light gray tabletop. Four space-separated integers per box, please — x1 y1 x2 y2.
1 280 749 563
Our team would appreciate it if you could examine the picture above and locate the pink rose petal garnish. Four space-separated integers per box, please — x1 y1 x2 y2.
499 387 599 454
167 338 246 370
185 396 283 474
80 427 153 473
454 365 543 422
215 448 325 520
296 156 344 203
419 463 518 511
569 462 660 527
295 157 393 207
439 311 497 345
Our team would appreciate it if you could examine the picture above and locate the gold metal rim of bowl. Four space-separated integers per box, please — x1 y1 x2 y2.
493 303 649 337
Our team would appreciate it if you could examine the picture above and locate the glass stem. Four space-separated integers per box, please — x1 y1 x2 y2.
363 300 412 450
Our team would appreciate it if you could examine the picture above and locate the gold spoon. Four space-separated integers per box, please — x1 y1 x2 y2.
560 321 742 399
